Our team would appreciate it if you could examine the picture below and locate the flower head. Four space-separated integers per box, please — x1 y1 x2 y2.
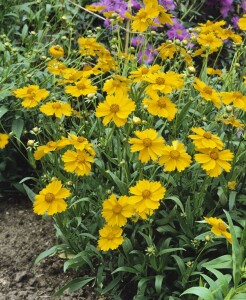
40 101 72 118
12 85 50 108
143 93 177 121
98 225 124 251
62 150 94 176
95 94 136 127
0 133 9 149
159 140 192 172
188 127 224 150
228 181 237 190
65 79 97 97
33 180 70 216
47 59 66 75
195 148 234 177
129 129 165 163
102 194 134 227
49 45 64 58
204 216 232 244
129 180 166 213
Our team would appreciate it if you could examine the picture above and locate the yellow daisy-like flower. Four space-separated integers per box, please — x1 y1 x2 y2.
129 180 166 213
227 181 237 190
188 127 224 150
207 68 222 77
65 79 97 97
129 129 165 163
58 68 86 84
156 41 177 59
98 225 124 251
204 216 232 244
157 5 173 25
0 133 9 149
47 59 67 75
62 150 94 176
222 117 244 128
77 37 104 56
193 78 221 109
238 14 246 30
143 93 177 121
103 76 130 95
48 45 64 58
129 65 161 83
12 85 50 108
159 140 192 172
102 194 134 227
40 101 72 118
131 5 159 32
95 94 136 127
197 33 223 52
195 148 234 177
144 71 184 95
220 92 246 111
34 141 57 160
33 180 70 216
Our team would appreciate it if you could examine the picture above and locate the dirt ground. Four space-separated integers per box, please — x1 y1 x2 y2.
0 196 104 300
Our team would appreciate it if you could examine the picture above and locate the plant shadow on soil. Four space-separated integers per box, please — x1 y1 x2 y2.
0 196 105 300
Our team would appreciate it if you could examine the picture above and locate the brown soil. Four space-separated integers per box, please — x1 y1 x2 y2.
0 196 104 300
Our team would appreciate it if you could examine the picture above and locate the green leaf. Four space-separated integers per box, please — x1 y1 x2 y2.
11 118 24 141
106 170 127 194
112 266 139 274
34 245 60 265
165 196 185 213
21 24 28 42
229 191 237 211
202 255 232 270
155 275 164 294
101 275 121 294
54 277 95 296
224 210 242 288
158 248 185 256
181 287 214 300
22 183 36 202
0 106 8 119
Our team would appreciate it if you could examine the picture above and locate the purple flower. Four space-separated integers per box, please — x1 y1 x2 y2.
242 0 246 12
166 19 190 41
231 16 240 28
138 45 157 65
219 0 233 17
158 0 176 10
131 36 145 47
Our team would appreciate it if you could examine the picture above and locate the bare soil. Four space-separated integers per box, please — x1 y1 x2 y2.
0 196 104 300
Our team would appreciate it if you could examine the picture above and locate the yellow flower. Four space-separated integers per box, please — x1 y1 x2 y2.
47 59 67 75
129 180 166 213
98 225 124 251
96 51 117 72
48 45 64 58
197 33 223 52
33 180 70 216
220 92 246 111
159 140 192 172
222 117 244 128
188 127 224 150
207 68 222 77
129 65 161 83
65 79 97 97
95 94 136 127
102 194 134 227
143 93 177 121
58 68 86 84
144 71 184 95
40 101 72 118
193 78 221 109
157 5 173 25
0 133 9 149
204 216 232 244
156 41 177 59
103 75 130 95
34 141 57 160
238 14 246 30
78 37 104 56
129 129 165 163
195 148 234 177
62 150 94 176
227 181 237 190
12 85 50 108
131 5 159 32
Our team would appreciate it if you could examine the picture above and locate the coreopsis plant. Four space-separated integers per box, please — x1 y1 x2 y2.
7 1 246 299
